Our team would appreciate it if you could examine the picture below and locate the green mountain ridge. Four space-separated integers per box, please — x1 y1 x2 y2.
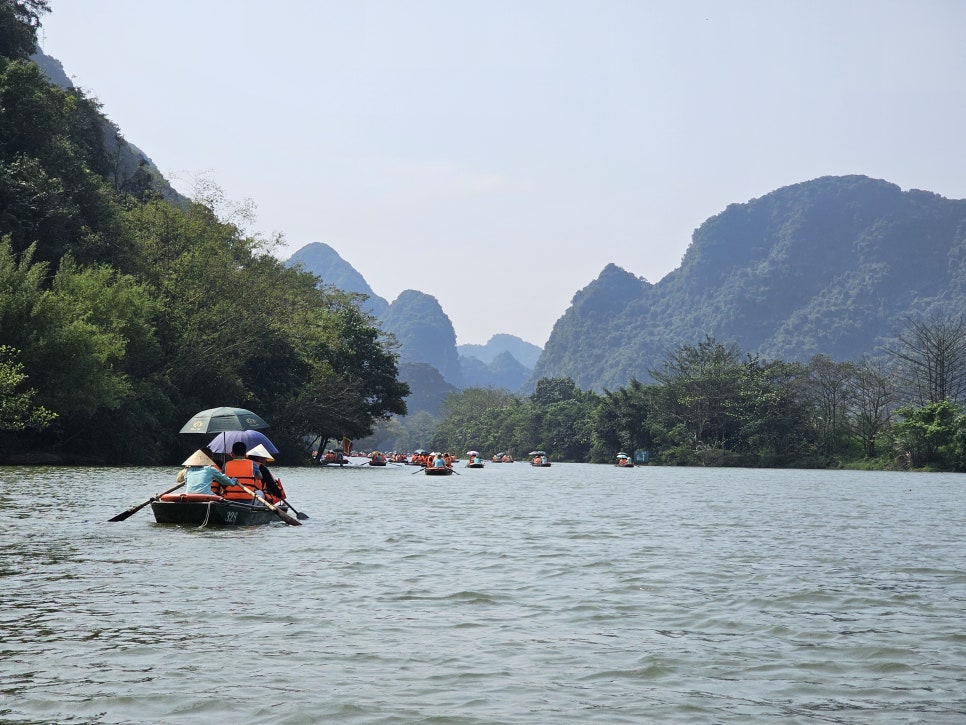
532 175 966 391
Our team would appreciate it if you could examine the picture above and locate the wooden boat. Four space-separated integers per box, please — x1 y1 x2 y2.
151 493 281 526
529 450 551 467
465 451 484 468
424 466 454 475
616 453 635 468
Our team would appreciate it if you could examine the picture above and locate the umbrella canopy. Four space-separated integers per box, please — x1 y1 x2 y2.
413 448 429 455
466 450 480 456
617 452 629 458
207 429 279 456
529 450 547 456
179 407 268 434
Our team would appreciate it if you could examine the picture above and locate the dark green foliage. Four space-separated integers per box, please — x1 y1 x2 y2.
0 1 48 61
0 343 54 430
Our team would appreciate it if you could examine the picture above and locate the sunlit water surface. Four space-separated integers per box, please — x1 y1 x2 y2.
1 463 964 724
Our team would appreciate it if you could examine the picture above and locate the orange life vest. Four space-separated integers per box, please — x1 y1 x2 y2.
223 458 262 501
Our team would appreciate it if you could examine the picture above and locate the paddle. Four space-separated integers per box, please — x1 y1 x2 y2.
108 481 185 522
283 499 309 520
231 480 301 526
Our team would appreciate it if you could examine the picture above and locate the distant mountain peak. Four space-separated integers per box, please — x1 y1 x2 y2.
286 242 389 317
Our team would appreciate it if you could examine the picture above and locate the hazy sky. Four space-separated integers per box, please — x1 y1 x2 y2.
39 1 966 346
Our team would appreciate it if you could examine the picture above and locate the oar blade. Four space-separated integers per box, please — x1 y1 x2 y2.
275 509 302 526
107 508 137 522
295 511 309 520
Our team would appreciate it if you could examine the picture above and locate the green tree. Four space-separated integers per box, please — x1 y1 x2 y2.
0 344 54 430
651 337 749 455
0 1 49 61
592 378 656 461
890 399 962 470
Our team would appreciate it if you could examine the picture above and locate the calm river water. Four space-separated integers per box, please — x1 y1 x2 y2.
1 463 963 723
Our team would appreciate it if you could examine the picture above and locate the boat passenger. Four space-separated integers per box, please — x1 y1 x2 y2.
432 453 446 468
223 441 263 501
247 444 286 504
181 449 235 495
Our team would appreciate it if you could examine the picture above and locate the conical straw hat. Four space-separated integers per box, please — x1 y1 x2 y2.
182 449 216 467
246 443 275 461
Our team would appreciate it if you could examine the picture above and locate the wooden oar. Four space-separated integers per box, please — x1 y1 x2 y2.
231 480 301 526
108 481 185 522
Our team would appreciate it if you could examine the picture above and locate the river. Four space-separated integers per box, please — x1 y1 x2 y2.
1 463 964 723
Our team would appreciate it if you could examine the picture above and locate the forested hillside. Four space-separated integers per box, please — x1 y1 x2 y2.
534 176 966 391
0 4 408 463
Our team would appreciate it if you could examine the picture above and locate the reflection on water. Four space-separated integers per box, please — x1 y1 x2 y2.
1 464 964 723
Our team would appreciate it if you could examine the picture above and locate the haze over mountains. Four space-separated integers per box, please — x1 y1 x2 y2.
289 175 966 396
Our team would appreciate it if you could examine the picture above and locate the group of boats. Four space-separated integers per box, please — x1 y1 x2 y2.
109 406 643 529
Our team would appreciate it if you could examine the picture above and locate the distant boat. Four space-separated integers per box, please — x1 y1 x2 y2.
529 450 551 467
616 452 635 468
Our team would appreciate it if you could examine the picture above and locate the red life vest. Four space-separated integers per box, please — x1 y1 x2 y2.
223 458 261 501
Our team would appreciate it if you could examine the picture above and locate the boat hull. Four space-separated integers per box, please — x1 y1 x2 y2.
425 467 453 475
151 495 279 526
466 463 484 468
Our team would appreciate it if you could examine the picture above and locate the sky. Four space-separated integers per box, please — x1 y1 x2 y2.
38 1 966 347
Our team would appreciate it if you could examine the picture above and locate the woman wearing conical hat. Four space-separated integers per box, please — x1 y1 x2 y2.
180 449 235 495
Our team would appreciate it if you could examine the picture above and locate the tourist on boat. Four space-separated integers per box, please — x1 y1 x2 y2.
247 444 286 504
181 449 235 495
223 441 263 501
432 453 447 468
